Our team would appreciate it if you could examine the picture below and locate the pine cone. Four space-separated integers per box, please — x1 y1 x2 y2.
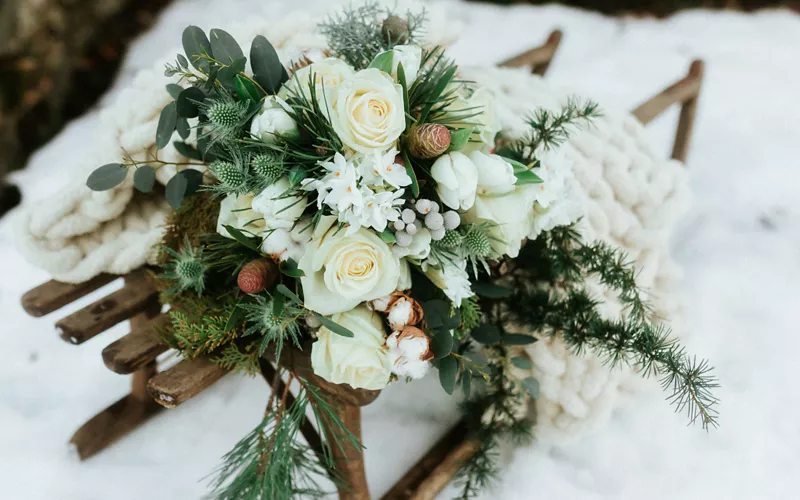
381 15 409 44
406 123 450 160
237 258 278 294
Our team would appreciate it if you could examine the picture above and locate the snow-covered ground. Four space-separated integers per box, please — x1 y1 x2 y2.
2 1 799 499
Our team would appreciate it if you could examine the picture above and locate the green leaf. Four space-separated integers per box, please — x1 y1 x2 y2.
132 166 156 193
522 377 540 399
287 166 307 186
314 313 354 338
86 163 127 191
156 102 178 150
276 284 302 305
471 323 501 344
379 228 397 244
229 56 247 75
472 282 512 298
501 156 531 172
511 356 533 370
235 75 262 103
166 83 183 99
179 169 204 196
430 330 454 359
438 355 458 395
400 150 420 197
448 127 473 152
176 117 190 139
419 65 456 123
279 258 305 278
176 87 204 118
368 50 394 73
397 62 410 126
224 300 246 331
514 169 544 185
422 300 450 329
209 28 243 65
272 293 285 317
165 173 187 209
173 141 203 161
177 54 189 69
222 225 261 251
503 333 537 346
461 373 471 398
182 26 211 72
250 35 287 94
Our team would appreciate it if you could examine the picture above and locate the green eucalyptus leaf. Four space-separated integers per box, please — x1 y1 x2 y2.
314 313 355 338
176 87 204 118
511 356 533 370
166 84 183 99
250 35 287 94
279 258 305 278
438 355 458 395
368 50 394 73
276 284 302 305
430 330 454 359
503 333 537 346
165 172 188 209
176 117 190 139
471 323 501 344
522 377 540 399
132 166 156 193
422 300 451 329
235 75 262 103
472 282 512 298
182 26 211 72
514 169 544 185
179 169 204 196
210 28 243 65
155 102 178 150
173 141 203 161
448 127 473 152
86 163 127 191
177 54 189 70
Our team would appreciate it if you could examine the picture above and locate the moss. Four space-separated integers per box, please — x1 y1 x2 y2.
159 191 219 262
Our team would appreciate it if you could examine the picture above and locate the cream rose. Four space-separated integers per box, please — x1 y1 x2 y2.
329 68 406 153
431 151 479 211
299 216 407 315
311 306 391 390
216 193 265 238
464 185 538 258
280 57 355 101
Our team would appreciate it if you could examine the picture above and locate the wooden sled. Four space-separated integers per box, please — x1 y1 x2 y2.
20 30 703 499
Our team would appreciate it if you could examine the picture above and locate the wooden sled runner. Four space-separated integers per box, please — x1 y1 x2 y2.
20 30 703 499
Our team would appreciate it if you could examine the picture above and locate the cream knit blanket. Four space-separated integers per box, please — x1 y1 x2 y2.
13 3 688 440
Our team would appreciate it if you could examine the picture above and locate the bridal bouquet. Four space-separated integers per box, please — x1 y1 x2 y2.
85 3 718 498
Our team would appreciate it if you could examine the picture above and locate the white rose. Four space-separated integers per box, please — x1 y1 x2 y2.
471 151 516 196
329 68 406 153
250 95 299 143
431 151 478 211
251 177 307 230
311 306 391 390
280 57 355 102
390 44 421 86
216 193 265 238
464 185 538 258
444 86 501 153
299 216 407 315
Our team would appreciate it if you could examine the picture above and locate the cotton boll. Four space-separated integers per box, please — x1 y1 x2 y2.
385 326 433 380
370 295 392 312
385 294 423 330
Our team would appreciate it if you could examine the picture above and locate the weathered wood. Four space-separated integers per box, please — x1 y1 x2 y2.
21 273 117 317
499 29 562 76
266 345 381 407
632 59 704 125
324 401 369 500
670 60 704 163
69 362 162 461
381 421 474 500
147 356 228 409
408 437 481 500
102 314 170 374
54 270 158 345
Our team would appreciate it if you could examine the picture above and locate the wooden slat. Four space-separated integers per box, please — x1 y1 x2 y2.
21 273 117 317
499 29 562 76
325 401 369 500
632 59 704 126
381 421 476 500
147 356 228 408
69 364 162 460
54 270 159 345
102 314 170 374
670 60 705 163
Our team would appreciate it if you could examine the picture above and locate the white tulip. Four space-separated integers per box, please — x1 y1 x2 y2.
390 44 422 86
430 151 478 211
470 151 517 196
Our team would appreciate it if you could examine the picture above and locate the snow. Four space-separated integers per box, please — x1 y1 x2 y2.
2 1 799 499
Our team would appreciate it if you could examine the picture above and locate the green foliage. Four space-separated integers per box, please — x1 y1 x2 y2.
160 236 209 295
165 294 242 358
86 163 127 191
240 294 304 359
318 2 427 69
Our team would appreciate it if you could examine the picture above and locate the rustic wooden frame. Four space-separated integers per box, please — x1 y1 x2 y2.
20 30 703 499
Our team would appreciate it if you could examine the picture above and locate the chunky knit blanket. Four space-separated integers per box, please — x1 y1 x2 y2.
14 3 689 441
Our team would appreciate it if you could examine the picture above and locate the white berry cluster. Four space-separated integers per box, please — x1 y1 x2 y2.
393 198 460 249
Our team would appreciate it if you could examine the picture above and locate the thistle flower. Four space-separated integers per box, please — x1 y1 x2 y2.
160 237 208 295
438 230 463 249
210 160 245 189
464 226 492 258
241 294 303 358
198 93 248 145
251 152 283 183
